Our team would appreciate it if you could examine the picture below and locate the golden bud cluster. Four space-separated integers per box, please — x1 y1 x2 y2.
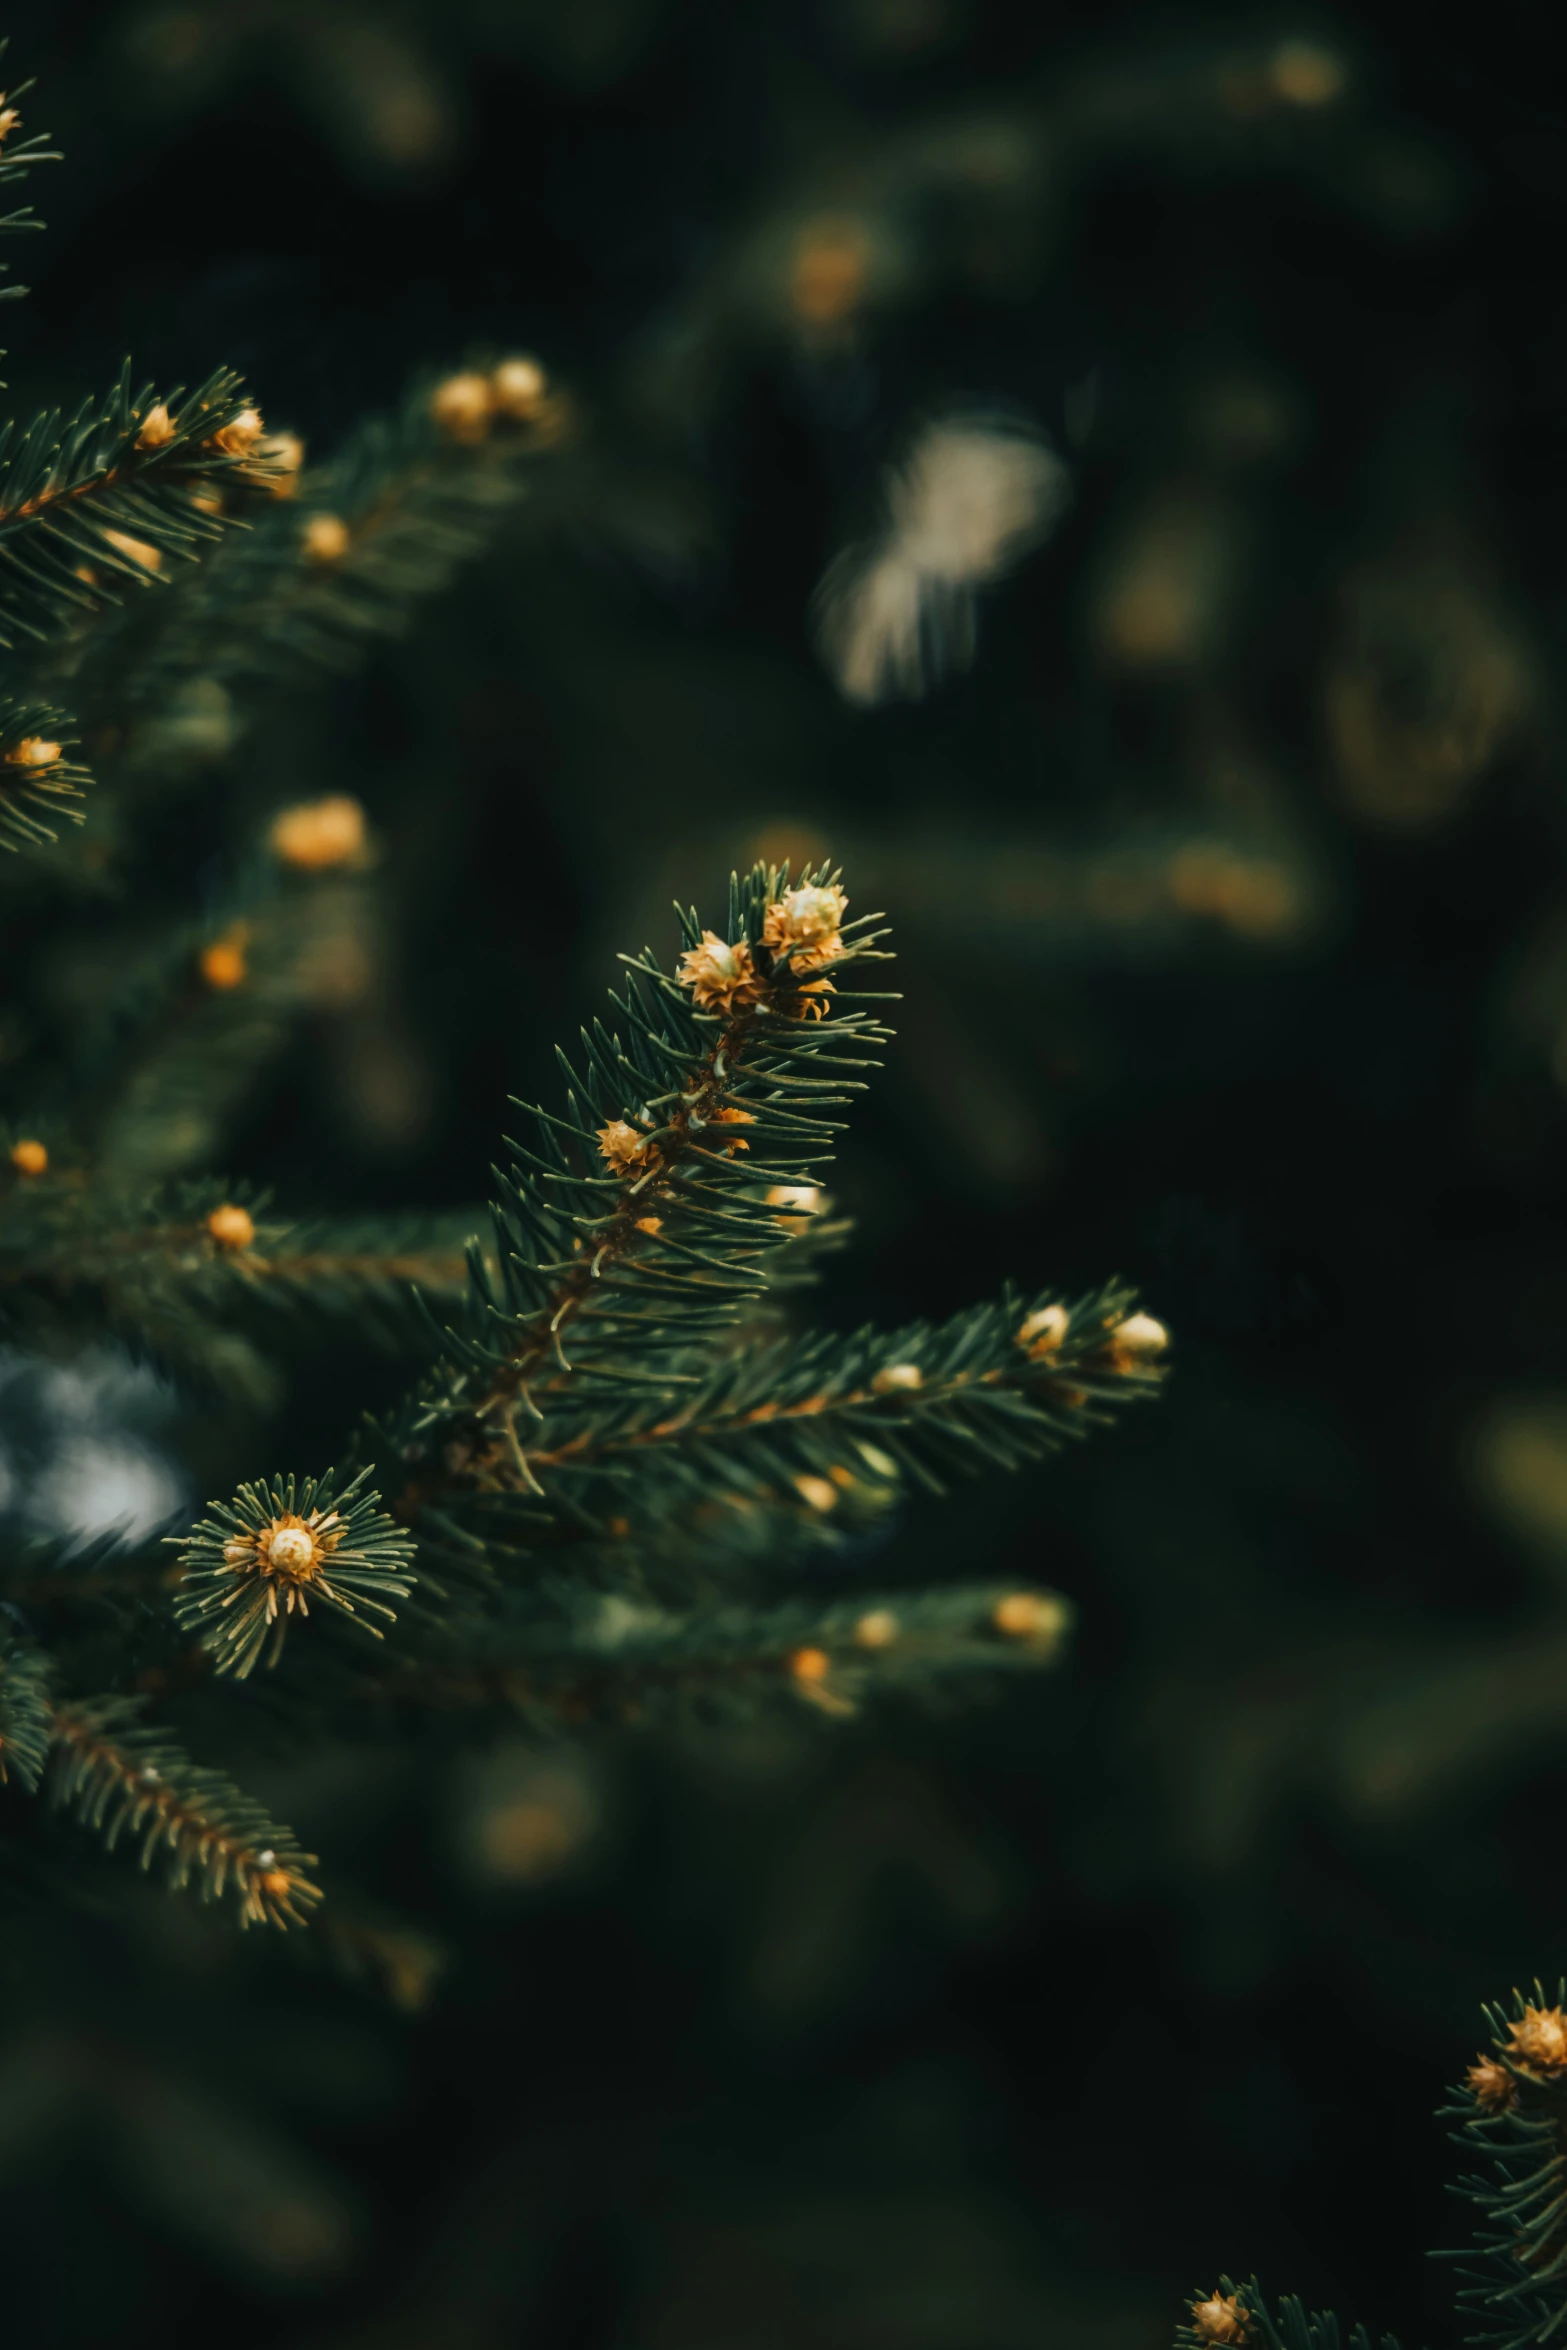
430 356 552 444
675 883 851 1017
1190 2296 1249 2347
136 403 177 452
597 1119 659 1175
1508 2004 1567 2072
1467 2056 1516 2113
763 882 848 973
1111 1311 1168 1368
209 407 266 459
269 794 368 873
676 930 761 1013
1016 1303 1069 1358
5 736 62 770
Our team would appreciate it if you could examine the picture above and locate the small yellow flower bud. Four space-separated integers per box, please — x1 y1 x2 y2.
676 931 760 1013
269 794 367 873
210 407 265 458
1112 1311 1168 1364
430 372 495 443
1510 2005 1567 2071
854 1608 899 1649
1467 2057 1515 2112
6 736 61 769
207 1203 256 1251
302 512 351 566
9 1138 48 1177
255 431 305 495
992 1590 1069 1646
788 1645 831 1683
1016 1304 1069 1355
793 1474 839 1512
199 938 247 991
763 884 848 972
1191 2296 1250 2347
491 356 549 420
267 1525 317 1575
136 404 176 451
597 1120 658 1174
871 1362 923 1393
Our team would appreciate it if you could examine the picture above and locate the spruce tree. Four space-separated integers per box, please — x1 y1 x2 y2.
0 58 1165 1945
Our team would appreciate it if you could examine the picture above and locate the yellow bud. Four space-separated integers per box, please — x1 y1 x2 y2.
853 1609 898 1649
992 1591 1069 1646
491 356 548 420
199 938 247 991
6 736 61 769
1112 1312 1168 1363
207 1203 256 1251
793 1473 838 1512
302 512 351 566
430 372 495 443
269 794 367 873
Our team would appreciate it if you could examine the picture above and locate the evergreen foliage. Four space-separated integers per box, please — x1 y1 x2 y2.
1181 1994 1567 2350
12 4 1555 2340
0 66 1166 1943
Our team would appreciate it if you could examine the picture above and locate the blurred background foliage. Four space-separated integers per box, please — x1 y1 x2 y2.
4 0 1567 2342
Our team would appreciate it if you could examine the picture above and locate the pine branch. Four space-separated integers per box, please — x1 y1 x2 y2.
1177 2283 1400 2350
358 1580 1074 1730
0 362 264 653
46 1694 321 1926
0 1625 53 1789
381 861 895 1520
170 1468 415 1679
0 1164 475 1382
0 697 90 848
57 835 378 1180
48 357 565 783
0 66 60 302
513 1279 1166 1526
1444 1986 1567 2350
0 1528 175 1614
